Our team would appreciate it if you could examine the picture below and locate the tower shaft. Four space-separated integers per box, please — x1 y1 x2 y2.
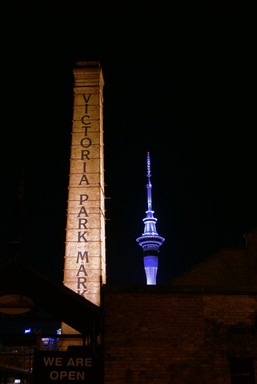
62 62 106 336
136 152 165 285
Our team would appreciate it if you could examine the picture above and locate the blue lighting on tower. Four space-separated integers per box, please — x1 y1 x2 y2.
136 152 165 285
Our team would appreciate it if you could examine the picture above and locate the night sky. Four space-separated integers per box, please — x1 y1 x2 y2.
6 3 257 285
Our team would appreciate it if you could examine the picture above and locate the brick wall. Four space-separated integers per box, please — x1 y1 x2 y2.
103 286 257 383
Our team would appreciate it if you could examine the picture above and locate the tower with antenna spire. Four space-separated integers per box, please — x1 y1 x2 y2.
136 152 165 285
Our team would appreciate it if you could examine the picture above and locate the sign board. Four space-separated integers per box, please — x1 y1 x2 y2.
33 350 102 383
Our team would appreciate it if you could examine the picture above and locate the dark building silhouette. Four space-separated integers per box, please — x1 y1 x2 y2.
1 228 257 383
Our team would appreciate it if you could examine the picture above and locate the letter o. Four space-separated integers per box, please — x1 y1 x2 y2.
80 137 92 148
50 371 59 379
